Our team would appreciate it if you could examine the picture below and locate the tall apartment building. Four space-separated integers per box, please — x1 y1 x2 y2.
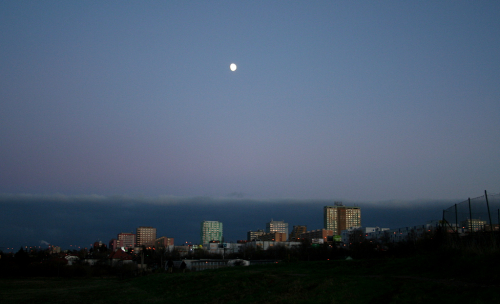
324 202 361 235
136 226 157 247
266 219 289 235
201 221 223 244
117 232 136 250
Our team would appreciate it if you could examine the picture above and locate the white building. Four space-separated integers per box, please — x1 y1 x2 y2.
201 221 223 244
204 242 243 256
266 220 289 235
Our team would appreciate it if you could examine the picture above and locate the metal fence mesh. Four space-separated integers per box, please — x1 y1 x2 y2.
443 191 500 233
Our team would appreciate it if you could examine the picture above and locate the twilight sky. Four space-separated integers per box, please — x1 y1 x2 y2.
1 1 499 200
1 2 500 249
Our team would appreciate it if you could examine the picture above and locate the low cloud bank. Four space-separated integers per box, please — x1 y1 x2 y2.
0 194 455 251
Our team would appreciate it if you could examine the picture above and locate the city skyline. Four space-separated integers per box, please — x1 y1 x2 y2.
1 193 466 251
1 2 499 251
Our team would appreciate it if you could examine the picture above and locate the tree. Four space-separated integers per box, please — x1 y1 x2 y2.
14 247 30 266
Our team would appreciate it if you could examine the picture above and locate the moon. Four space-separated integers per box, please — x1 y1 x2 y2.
230 63 237 71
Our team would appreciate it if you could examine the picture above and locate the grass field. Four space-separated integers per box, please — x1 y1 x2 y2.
1 255 499 304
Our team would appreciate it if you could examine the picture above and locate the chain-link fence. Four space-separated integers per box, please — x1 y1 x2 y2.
443 191 500 233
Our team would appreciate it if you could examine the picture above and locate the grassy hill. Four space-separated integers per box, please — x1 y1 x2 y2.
1 253 499 304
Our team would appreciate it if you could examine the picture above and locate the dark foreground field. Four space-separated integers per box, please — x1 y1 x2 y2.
1 254 499 304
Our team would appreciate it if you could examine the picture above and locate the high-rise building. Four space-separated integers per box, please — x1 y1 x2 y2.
324 202 361 235
201 221 223 244
136 226 156 247
117 232 136 250
266 219 289 235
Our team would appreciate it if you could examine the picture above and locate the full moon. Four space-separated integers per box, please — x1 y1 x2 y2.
230 63 237 71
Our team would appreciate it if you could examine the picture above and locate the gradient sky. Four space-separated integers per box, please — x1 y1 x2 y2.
1 2 500 200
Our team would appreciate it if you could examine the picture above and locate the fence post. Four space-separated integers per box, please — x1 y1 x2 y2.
455 204 458 233
468 198 472 232
442 209 452 232
485 190 493 232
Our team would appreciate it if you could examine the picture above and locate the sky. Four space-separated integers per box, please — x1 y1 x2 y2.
1 1 500 250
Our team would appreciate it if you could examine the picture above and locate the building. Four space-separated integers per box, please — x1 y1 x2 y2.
340 222 440 245
117 232 136 250
154 236 175 251
340 226 390 245
108 248 134 266
174 245 194 257
109 239 118 251
247 229 266 241
298 229 333 243
484 224 499 232
460 219 487 232
201 221 223 244
50 246 61 254
266 219 289 235
136 226 156 247
178 258 250 272
259 232 287 242
324 202 361 235
93 241 106 251
203 242 243 256
289 225 307 241
244 240 301 251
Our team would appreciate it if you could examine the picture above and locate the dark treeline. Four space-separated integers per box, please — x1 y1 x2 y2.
2 228 499 280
